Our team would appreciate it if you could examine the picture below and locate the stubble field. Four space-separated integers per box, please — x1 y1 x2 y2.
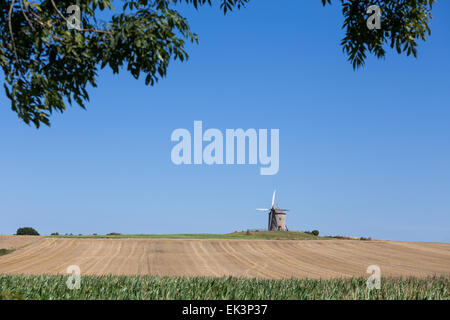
1 236 449 279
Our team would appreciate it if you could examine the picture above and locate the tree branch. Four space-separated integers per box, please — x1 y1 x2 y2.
8 0 21 70
19 0 35 31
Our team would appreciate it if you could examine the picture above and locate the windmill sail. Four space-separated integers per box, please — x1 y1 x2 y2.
271 191 276 208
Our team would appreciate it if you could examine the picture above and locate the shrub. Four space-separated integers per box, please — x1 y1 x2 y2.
311 230 319 236
16 227 39 236
50 232 59 236
106 232 122 236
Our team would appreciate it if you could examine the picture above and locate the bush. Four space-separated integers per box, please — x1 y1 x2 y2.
50 232 59 236
106 232 122 236
311 230 319 236
16 227 39 236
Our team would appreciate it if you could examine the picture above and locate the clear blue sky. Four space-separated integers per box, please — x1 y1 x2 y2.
1 1 449 242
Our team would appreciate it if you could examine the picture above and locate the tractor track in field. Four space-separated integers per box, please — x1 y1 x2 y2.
0 237 449 279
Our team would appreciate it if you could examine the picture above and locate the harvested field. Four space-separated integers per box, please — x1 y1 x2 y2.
0 237 449 279
0 235 43 250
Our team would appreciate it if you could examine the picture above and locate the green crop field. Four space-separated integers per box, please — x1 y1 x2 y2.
0 275 448 300
48 231 336 240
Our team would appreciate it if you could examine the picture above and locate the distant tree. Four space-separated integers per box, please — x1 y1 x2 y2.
16 227 39 236
311 230 319 236
1 0 435 127
50 232 59 236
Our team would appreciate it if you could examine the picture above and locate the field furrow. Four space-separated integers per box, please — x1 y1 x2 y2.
1 237 449 279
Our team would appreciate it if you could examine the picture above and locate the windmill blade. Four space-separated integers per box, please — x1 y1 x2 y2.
278 209 289 212
256 208 269 211
271 190 276 208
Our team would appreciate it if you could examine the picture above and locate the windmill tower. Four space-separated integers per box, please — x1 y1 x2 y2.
256 191 289 231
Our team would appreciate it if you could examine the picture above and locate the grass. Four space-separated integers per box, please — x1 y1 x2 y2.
0 249 14 256
0 275 447 300
48 231 331 240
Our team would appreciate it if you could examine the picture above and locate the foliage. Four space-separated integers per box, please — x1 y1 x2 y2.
303 230 320 236
1 0 435 127
0 274 448 299
16 227 40 235
322 0 435 69
1 0 248 127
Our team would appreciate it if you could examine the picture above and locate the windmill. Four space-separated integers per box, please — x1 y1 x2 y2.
256 191 289 231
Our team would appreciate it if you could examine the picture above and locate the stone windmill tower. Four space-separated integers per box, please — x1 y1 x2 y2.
256 191 289 231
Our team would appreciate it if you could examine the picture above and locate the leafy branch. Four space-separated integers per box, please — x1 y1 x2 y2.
322 0 435 69
0 0 435 127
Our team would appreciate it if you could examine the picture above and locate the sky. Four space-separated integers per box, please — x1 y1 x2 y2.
1 1 449 242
